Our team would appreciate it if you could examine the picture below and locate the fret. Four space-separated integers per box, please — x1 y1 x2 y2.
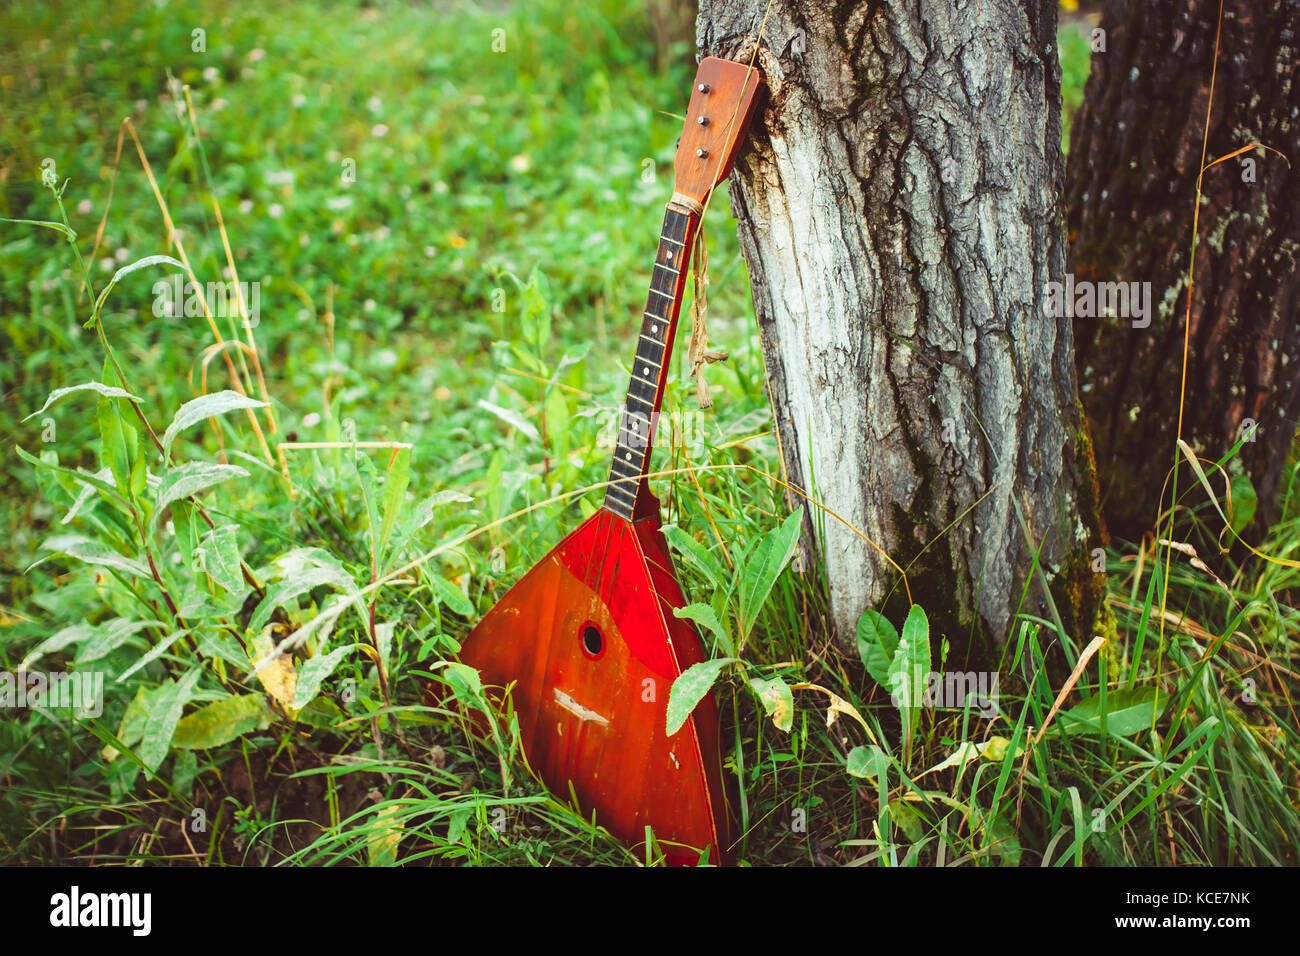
604 497 634 518
622 406 653 427
620 428 652 452
614 442 645 462
604 202 697 517
621 409 653 431
626 376 658 398
662 210 689 239
649 267 678 297
611 453 646 477
609 458 643 482
603 481 634 504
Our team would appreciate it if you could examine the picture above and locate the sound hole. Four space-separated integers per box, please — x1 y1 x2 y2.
582 625 603 658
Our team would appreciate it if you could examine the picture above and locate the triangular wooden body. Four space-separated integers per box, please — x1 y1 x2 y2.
458 507 729 864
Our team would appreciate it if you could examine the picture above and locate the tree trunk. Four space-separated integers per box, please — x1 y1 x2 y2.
695 1 1105 658
1066 0 1300 543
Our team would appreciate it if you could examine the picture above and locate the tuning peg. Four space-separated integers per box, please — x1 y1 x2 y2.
697 83 710 93
697 116 709 125
696 148 709 158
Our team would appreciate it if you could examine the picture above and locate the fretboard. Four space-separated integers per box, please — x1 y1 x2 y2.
604 204 697 519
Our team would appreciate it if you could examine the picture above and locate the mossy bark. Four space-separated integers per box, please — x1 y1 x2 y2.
696 1 1106 661
1067 0 1300 542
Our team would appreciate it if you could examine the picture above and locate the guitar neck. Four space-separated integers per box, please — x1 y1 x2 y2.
603 200 700 520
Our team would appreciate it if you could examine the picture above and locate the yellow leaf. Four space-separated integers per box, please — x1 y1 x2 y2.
368 804 405 866
248 627 298 715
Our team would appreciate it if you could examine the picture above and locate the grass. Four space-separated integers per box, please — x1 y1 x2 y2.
1 0 1296 867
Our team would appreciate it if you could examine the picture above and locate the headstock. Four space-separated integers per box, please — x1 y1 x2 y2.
672 56 766 207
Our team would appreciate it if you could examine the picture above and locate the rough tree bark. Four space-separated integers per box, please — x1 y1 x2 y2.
695 1 1106 659
1067 0 1300 543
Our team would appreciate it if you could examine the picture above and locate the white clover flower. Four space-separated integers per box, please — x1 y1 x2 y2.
371 123 388 138
268 203 284 218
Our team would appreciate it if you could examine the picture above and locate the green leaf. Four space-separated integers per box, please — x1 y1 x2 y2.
856 609 900 688
197 631 248 669
737 508 803 641
0 215 76 240
293 644 357 710
171 693 274 749
161 390 268 459
97 381 140 498
20 621 95 669
249 566 357 634
1229 473 1257 534
196 524 245 594
666 657 739 737
150 462 248 535
846 745 890 782
297 696 343 728
430 573 474 617
886 798 926 843
76 618 158 664
24 382 143 422
476 399 540 443
438 661 485 709
662 525 726 588
15 447 122 505
748 675 794 732
37 533 150 579
88 255 185 328
674 603 733 655
137 668 202 774
1058 686 1166 738
888 604 931 757
389 489 474 560
108 687 149 760
117 629 191 682
378 446 412 563
544 387 570 460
